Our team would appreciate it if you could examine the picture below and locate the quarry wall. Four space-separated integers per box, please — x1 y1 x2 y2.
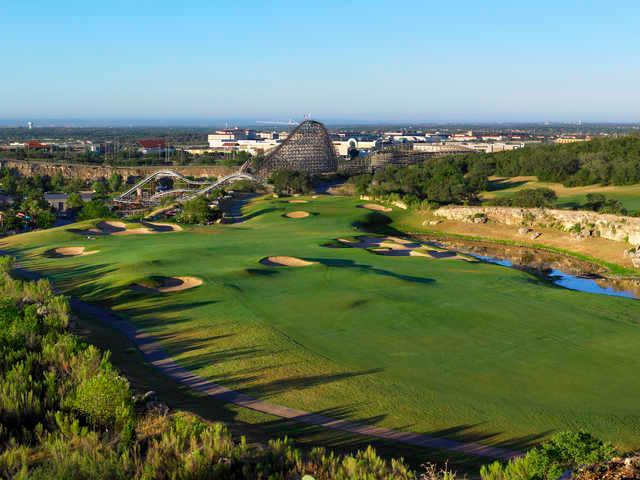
435 205 640 245
0 159 235 181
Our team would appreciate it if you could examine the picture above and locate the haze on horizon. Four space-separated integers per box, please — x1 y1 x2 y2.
2 1 639 124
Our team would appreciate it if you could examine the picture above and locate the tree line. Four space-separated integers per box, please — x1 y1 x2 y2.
349 135 640 209
0 167 120 233
470 135 640 186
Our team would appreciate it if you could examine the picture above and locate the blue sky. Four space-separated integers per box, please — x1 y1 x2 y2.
1 1 639 124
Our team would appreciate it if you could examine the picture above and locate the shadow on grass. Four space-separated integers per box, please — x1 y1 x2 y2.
309 257 435 285
240 207 279 222
73 305 549 474
486 179 529 192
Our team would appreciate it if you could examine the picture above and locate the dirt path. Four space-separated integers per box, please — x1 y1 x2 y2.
65 297 519 460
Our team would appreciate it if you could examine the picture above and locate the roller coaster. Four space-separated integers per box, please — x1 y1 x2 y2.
113 168 255 209
113 120 343 213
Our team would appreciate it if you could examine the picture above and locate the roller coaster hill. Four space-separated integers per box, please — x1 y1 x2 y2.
112 119 432 215
113 120 337 214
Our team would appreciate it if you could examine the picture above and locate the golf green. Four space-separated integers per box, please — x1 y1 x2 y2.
4 195 640 451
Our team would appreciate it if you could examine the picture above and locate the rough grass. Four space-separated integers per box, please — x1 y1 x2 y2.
4 194 640 453
482 176 640 211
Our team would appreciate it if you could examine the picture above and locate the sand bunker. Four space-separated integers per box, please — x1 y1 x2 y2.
289 199 308 204
336 236 472 261
284 211 311 219
260 256 316 267
97 221 127 233
72 220 182 236
131 276 203 293
359 203 392 212
145 222 183 232
46 246 99 258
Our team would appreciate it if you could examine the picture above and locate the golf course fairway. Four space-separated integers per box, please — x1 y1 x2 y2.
3 194 640 452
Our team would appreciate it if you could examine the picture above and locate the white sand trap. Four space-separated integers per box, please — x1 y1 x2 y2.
156 276 202 292
260 256 316 267
288 199 308 204
113 227 155 235
285 211 311 219
132 276 203 293
92 220 182 236
359 203 392 212
48 246 99 257
337 236 469 262
145 222 183 232
97 221 127 233
338 236 392 249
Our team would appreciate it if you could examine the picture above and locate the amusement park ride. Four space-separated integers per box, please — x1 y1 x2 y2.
113 120 338 214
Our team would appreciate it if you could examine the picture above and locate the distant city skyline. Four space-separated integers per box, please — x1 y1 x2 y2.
2 1 640 122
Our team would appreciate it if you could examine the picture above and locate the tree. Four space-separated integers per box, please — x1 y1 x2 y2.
350 174 373 195
91 178 109 197
66 192 84 211
269 170 312 195
78 200 112 220
51 171 66 191
35 209 56 229
62 178 85 194
176 196 218 224
108 172 123 193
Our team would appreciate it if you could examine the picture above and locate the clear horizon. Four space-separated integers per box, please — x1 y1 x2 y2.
3 1 640 123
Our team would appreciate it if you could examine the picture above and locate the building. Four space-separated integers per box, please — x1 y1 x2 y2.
451 131 477 142
412 143 476 154
554 136 590 144
332 138 378 157
24 141 47 150
44 192 94 213
137 139 175 155
207 129 281 155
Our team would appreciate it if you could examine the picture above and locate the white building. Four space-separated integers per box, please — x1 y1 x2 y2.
332 138 378 157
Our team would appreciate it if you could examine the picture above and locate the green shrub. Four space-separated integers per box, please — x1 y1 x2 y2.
73 370 132 427
480 431 616 480
175 196 220 224
78 200 112 220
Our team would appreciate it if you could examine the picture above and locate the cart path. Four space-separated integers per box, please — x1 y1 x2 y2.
67 297 521 461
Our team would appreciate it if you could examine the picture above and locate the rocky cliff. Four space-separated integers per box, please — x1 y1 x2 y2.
0 159 235 182
435 205 640 245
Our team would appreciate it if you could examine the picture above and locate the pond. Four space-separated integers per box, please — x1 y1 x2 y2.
417 235 640 300
472 253 638 299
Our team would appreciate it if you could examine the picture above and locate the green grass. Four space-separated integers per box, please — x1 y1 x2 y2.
483 176 640 211
4 195 640 454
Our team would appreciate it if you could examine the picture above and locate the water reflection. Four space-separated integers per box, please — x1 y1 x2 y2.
414 235 640 300
471 253 637 299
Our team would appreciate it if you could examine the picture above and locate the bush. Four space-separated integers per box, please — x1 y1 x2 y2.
73 370 133 427
480 431 616 480
175 196 219 224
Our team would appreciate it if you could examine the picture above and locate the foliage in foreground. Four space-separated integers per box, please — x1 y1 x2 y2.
480 431 616 480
